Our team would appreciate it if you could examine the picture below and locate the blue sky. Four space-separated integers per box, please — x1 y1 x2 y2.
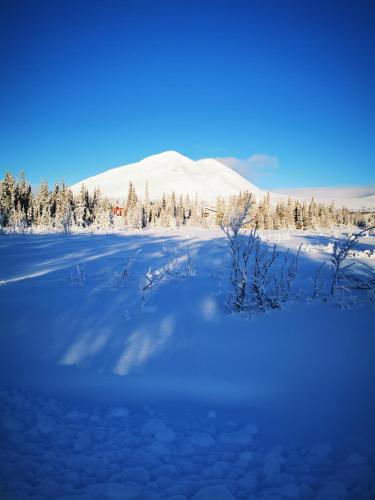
0 0 374 189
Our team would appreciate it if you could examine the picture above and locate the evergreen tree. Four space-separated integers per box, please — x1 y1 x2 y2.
34 181 51 227
55 181 74 232
74 184 91 227
308 198 319 228
301 201 309 230
294 201 303 229
126 182 137 213
263 193 272 229
0 172 16 226
16 171 33 225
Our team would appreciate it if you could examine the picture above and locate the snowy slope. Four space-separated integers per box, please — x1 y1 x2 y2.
274 185 375 210
70 151 267 204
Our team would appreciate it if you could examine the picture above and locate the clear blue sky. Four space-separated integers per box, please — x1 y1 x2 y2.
0 0 374 189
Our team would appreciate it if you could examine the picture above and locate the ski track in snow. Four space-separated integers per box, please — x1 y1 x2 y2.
0 229 375 499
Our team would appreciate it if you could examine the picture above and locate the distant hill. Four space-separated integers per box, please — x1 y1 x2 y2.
274 186 375 211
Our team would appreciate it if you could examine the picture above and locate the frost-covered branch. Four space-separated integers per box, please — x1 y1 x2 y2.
312 261 326 299
122 249 142 279
269 244 302 308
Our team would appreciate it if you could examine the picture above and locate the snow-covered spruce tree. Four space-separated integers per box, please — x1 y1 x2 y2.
187 195 202 227
0 172 16 227
126 182 142 228
294 200 303 229
55 181 74 233
126 182 137 214
308 198 319 229
74 184 91 228
273 200 283 229
164 194 176 229
0 171 35 232
16 171 33 227
286 196 295 228
128 201 143 229
142 183 151 228
254 200 265 230
34 180 51 228
49 182 59 221
94 198 112 231
176 195 185 227
263 193 273 230
90 187 102 225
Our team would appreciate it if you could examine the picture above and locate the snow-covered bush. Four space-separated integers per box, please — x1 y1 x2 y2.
329 227 375 296
220 195 255 311
268 244 302 309
141 243 194 302
221 195 301 314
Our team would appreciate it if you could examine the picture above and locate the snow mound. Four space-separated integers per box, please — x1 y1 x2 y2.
302 243 375 259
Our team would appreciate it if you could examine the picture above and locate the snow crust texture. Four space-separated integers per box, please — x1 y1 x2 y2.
1 386 375 499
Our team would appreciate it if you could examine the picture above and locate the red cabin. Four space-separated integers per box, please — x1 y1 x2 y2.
113 205 124 216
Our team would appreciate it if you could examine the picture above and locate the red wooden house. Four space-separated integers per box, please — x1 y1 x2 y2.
113 205 124 216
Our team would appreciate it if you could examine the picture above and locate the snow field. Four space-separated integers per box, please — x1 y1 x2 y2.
0 229 375 498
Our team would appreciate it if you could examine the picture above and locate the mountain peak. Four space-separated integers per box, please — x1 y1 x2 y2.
144 150 188 161
71 151 265 203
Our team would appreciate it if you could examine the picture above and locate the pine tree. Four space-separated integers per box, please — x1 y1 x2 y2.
263 193 272 229
0 172 16 226
308 198 319 228
176 195 185 227
301 201 309 230
286 197 295 228
16 171 33 226
55 181 74 232
74 184 89 227
34 180 51 227
126 182 137 213
294 201 303 229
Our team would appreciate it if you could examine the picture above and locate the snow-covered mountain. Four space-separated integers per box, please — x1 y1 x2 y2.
70 151 267 204
70 150 374 209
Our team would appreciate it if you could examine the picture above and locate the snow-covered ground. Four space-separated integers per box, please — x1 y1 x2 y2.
1 229 375 499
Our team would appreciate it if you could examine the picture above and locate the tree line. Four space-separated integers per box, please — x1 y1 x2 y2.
0 171 373 233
